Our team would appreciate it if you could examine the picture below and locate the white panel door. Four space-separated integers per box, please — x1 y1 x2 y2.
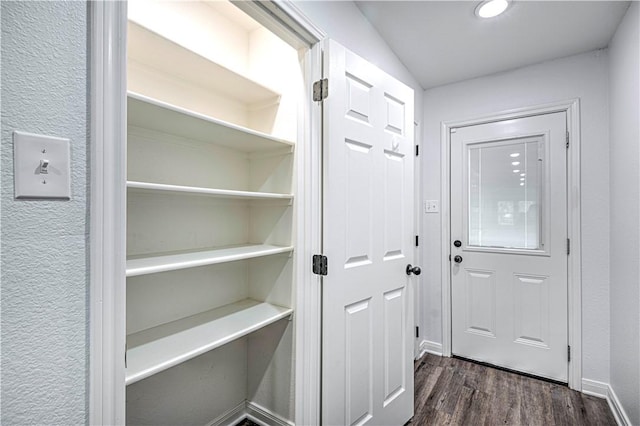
450 112 568 382
322 40 415 426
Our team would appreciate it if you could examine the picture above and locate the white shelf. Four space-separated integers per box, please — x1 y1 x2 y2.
126 299 293 385
126 244 293 277
129 21 279 106
127 181 294 201
128 92 294 152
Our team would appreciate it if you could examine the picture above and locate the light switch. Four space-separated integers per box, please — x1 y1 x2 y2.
14 131 71 200
425 200 439 213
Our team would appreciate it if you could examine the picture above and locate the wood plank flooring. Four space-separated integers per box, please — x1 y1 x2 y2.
409 353 616 426
235 353 615 425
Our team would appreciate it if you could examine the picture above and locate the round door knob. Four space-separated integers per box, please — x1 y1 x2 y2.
406 264 422 276
454 255 463 264
454 240 462 248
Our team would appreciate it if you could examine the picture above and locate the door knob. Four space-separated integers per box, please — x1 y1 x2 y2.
454 255 463 264
453 240 462 247
406 264 422 276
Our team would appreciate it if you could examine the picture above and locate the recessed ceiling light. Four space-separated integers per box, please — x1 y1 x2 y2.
475 0 510 19
510 153 520 158
520 173 525 177
513 169 520 173
520 182 524 186
512 161 520 166
520 177 525 181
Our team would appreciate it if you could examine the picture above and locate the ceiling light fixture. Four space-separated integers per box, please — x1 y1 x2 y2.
513 169 520 173
475 0 510 19
512 161 520 166
510 153 520 158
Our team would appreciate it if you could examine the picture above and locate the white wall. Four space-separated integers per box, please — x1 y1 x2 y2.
608 2 640 424
421 50 611 383
1 1 88 424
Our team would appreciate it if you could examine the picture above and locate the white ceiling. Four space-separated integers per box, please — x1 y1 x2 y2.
355 1 630 89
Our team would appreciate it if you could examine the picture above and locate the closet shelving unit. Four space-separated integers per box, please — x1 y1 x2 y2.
125 4 299 421
125 299 293 385
125 91 295 280
126 244 294 278
127 180 294 201
126 92 294 153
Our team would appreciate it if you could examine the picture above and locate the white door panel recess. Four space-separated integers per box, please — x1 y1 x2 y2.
450 112 568 382
322 40 416 425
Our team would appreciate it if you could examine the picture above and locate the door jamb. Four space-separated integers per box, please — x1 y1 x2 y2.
439 99 582 390
89 1 325 424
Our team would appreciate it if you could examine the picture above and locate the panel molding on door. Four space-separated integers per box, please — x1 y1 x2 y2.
463 268 496 338
345 298 373 426
383 287 406 407
513 273 550 349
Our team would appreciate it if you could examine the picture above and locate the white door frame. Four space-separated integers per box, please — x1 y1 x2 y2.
440 99 582 390
89 2 128 423
89 2 325 424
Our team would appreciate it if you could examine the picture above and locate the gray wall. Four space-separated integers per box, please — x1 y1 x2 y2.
1 1 88 424
608 2 640 424
421 50 611 383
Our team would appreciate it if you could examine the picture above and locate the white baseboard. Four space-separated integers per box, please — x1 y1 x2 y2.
581 378 609 399
419 340 443 357
207 400 293 426
607 384 632 426
207 401 246 426
581 379 632 426
246 401 294 426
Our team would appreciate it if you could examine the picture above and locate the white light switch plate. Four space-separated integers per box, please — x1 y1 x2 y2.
425 200 439 213
14 131 71 200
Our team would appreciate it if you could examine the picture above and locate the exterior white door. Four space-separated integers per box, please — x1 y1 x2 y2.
450 112 568 382
321 40 416 426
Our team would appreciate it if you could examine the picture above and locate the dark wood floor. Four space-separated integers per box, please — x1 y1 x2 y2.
235 353 615 425
409 353 616 426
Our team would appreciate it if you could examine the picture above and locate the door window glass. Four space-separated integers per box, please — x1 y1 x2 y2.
468 139 543 250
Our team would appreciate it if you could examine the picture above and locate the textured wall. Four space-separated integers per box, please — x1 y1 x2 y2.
1 1 88 424
609 2 640 424
421 50 611 383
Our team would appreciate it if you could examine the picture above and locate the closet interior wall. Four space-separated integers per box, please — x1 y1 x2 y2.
124 1 302 423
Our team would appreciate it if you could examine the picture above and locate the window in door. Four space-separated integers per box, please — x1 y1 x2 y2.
467 137 545 251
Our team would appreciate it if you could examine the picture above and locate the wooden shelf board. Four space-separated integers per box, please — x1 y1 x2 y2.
128 92 295 152
126 244 293 277
127 181 293 200
125 299 293 385
128 21 279 105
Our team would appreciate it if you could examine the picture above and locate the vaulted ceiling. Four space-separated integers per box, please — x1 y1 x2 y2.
355 1 630 89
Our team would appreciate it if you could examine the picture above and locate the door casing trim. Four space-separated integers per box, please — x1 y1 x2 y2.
89 2 128 423
439 99 582 390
